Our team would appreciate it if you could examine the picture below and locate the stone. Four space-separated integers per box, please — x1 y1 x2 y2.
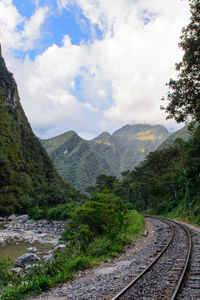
7 214 16 221
16 215 28 222
53 244 66 257
15 253 41 268
0 216 6 221
43 252 54 262
26 247 37 253
24 224 33 230
11 267 23 274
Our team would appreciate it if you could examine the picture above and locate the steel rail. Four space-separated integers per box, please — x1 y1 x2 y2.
111 216 192 300
151 217 192 299
111 216 174 300
170 221 192 300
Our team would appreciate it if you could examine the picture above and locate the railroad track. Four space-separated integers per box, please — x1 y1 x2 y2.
111 216 192 300
176 223 200 299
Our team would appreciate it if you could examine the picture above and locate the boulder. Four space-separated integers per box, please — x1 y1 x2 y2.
7 215 16 221
26 247 37 253
16 215 28 222
15 253 40 268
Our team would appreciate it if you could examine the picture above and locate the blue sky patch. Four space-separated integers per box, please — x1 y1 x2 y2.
140 9 157 25
12 0 103 61
13 0 36 19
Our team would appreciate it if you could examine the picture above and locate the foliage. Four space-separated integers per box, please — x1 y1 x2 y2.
112 126 200 224
149 0 200 223
162 0 200 123
28 201 79 220
0 254 91 300
0 192 144 300
0 258 17 286
157 124 192 150
95 175 118 192
62 191 126 250
102 1 200 223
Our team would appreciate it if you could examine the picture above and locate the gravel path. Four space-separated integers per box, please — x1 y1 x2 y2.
26 218 171 300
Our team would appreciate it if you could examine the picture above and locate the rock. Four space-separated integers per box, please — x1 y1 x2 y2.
43 252 54 262
0 216 6 221
24 224 33 231
26 247 37 253
11 267 23 274
53 241 59 248
15 253 41 268
16 215 28 222
7 214 16 221
53 244 66 257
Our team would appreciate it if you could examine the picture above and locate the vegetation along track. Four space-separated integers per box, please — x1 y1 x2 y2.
112 217 192 300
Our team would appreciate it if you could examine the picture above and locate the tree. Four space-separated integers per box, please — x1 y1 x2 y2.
162 0 200 123
62 191 126 250
95 174 118 192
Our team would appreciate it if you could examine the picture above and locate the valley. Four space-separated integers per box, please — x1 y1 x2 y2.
0 0 199 298
42 124 170 191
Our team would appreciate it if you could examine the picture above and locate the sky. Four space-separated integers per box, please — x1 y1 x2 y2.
0 0 191 140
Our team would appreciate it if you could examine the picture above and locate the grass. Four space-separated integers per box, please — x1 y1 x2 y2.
0 210 144 300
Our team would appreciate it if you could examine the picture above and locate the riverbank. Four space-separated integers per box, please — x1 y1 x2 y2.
0 216 65 246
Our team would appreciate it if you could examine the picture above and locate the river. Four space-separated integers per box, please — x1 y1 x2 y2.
0 221 57 262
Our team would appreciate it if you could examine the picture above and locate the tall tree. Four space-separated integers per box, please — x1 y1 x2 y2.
162 0 200 123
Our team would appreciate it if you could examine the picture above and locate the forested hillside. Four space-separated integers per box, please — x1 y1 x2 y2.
0 52 80 216
157 125 191 150
42 124 169 191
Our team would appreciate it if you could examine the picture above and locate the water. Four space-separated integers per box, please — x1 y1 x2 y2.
0 222 52 261
0 241 52 261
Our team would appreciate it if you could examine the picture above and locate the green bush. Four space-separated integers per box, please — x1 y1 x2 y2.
0 258 15 286
28 202 79 221
62 191 126 249
0 193 144 300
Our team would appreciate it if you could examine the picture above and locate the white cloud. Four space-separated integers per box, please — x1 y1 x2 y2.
0 0 23 49
21 6 49 50
56 0 190 133
1 0 191 138
0 0 48 51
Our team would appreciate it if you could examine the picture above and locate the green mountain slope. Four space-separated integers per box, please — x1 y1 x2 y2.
157 125 192 150
112 124 169 171
42 124 169 191
0 53 80 216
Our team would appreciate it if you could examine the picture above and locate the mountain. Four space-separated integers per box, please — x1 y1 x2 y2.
42 131 103 192
42 124 169 191
157 125 192 150
0 49 80 216
112 124 169 172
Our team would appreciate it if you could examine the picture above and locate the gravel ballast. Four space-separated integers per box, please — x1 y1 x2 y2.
26 218 171 300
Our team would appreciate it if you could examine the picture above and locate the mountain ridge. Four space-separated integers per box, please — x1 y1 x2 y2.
42 124 170 191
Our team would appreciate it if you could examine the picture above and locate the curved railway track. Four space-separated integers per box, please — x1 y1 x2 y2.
112 216 192 300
